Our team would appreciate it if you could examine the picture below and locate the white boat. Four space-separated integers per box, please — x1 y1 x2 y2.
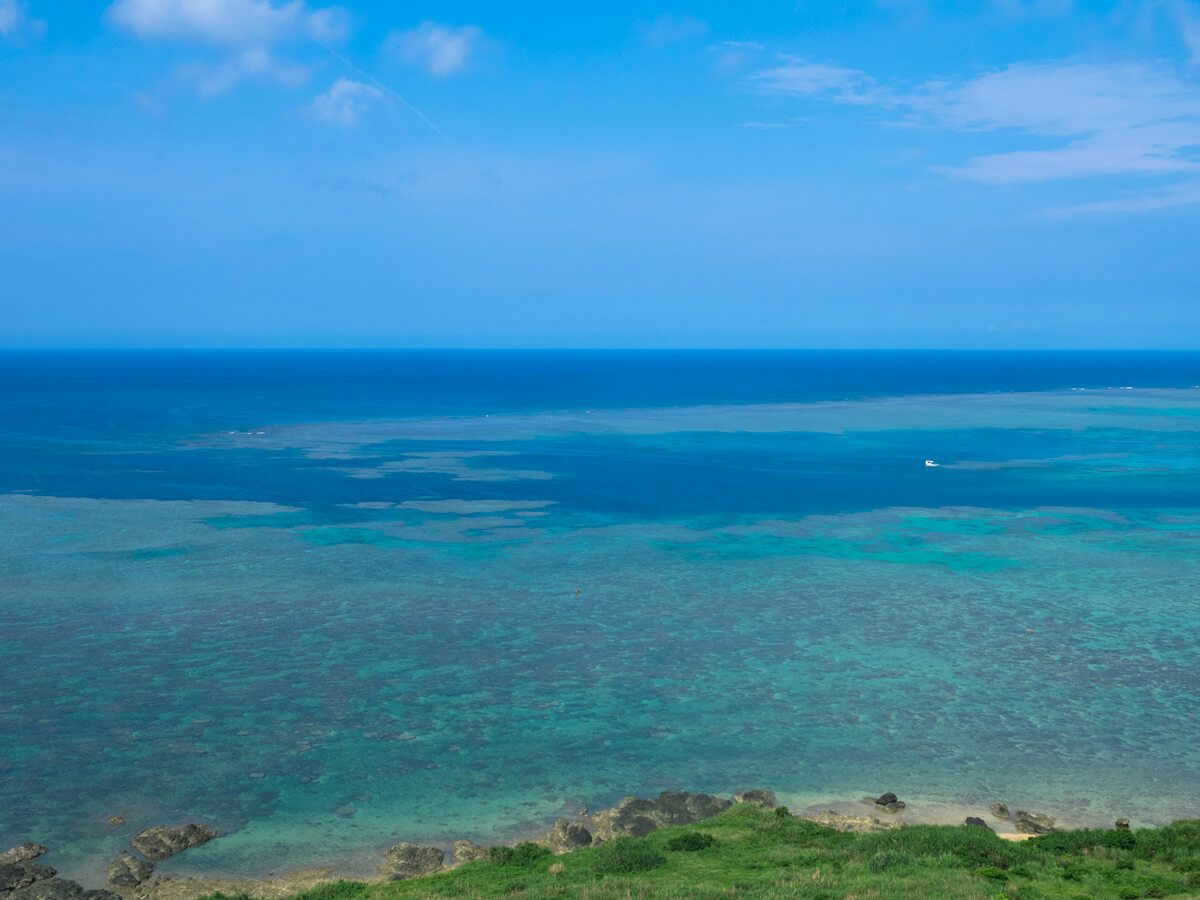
924 459 939 467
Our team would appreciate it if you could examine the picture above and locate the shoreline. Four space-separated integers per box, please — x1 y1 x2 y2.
6 787 1153 900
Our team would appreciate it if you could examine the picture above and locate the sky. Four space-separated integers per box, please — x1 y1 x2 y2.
1 0 1199 348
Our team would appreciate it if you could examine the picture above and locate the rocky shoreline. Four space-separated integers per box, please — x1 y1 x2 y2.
1 789 1132 900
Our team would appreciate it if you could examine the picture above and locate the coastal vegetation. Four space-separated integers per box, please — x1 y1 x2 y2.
202 804 1200 899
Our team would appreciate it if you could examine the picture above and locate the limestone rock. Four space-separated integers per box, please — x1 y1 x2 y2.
377 843 443 881
130 826 217 862
540 820 593 854
865 792 906 814
964 817 992 830
805 810 901 834
990 803 1010 820
1 862 56 894
0 847 48 867
588 792 732 841
1014 811 1056 835
732 790 777 810
106 819 125 829
125 866 334 900
1115 818 1131 831
451 841 489 864
105 855 153 892
7 877 118 900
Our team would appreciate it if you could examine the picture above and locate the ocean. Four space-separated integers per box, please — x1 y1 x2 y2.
3 350 1200 880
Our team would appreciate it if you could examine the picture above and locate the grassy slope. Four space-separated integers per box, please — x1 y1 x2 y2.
209 805 1200 899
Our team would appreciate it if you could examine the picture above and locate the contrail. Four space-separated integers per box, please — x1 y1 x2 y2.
319 44 444 137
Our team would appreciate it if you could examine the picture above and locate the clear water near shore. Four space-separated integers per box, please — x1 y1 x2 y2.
2 351 1200 882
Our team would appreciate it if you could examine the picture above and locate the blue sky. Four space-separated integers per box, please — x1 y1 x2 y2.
1 0 1198 347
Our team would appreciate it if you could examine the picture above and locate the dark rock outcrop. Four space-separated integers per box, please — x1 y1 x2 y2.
1 862 57 895
588 792 732 841
377 843 443 881
866 792 906 813
733 790 777 810
105 855 153 892
540 820 593 854
1115 818 1131 831
130 826 217 862
990 803 1010 820
964 817 992 830
805 810 901 834
8 881 119 900
0 848 47 867
1014 811 1057 835
451 841 489 864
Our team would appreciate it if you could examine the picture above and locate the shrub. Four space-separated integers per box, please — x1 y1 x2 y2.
665 832 717 852
866 850 913 872
592 837 667 874
774 806 790 818
975 865 1008 881
1174 857 1200 873
291 883 369 900
488 842 551 867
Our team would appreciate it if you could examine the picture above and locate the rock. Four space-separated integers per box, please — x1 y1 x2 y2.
451 841 489 864
130 826 217 862
122 866 334 900
333 807 356 819
377 843 443 881
1014 811 1057 835
1 862 57 894
8 878 118 900
588 792 732 841
540 820 593 854
805 811 901 834
105 855 153 891
1115 818 1131 831
0 848 48 867
990 803 1010 820
732 790 777 810
865 792 906 813
964 817 992 830
106 819 125 829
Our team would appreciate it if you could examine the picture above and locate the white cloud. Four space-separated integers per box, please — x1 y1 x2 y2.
750 58 879 103
909 61 1200 136
1176 0 1200 64
636 14 709 47
310 77 383 124
387 21 482 77
178 46 308 95
0 0 46 41
1044 179 1200 216
750 54 1200 208
912 62 1200 184
105 0 347 45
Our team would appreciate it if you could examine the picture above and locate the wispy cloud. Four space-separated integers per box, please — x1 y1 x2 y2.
386 21 482 77
0 0 45 42
750 53 1200 210
636 14 709 47
1044 179 1200 216
309 77 383 125
178 47 308 96
105 0 348 45
750 57 879 103
1175 0 1200 63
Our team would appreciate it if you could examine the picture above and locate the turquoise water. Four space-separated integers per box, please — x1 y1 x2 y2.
3 352 1200 880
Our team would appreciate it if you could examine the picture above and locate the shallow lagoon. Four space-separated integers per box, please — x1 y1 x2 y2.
3 352 1200 881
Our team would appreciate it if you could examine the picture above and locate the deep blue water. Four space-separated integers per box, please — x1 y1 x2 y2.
3 350 1200 880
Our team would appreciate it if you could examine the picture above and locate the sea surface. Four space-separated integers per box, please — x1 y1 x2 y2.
3 350 1200 880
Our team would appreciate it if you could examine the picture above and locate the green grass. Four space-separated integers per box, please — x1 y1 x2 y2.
200 807 1200 899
